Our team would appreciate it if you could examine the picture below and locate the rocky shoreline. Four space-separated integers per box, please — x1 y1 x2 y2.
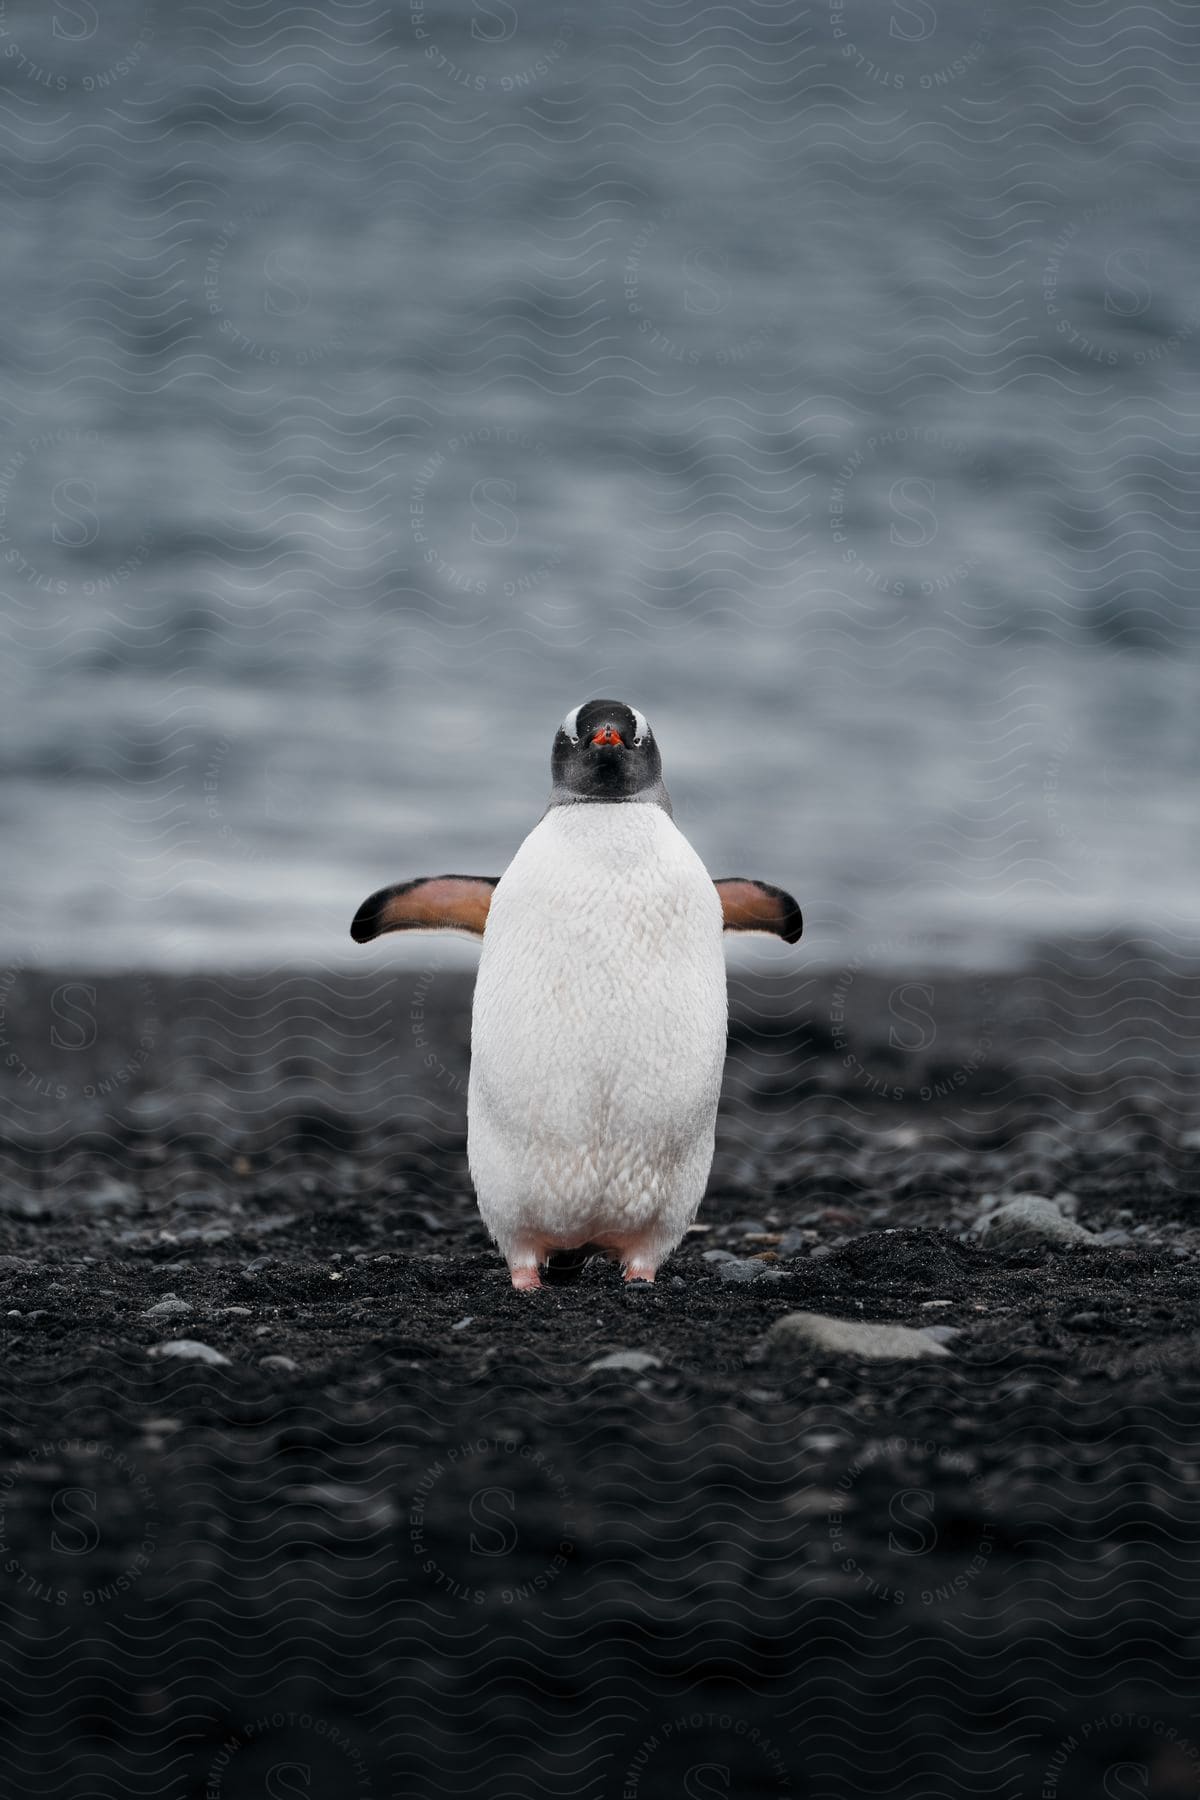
1 947 1198 1796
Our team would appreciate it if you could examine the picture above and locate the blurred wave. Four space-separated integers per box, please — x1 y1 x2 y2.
1 0 1199 969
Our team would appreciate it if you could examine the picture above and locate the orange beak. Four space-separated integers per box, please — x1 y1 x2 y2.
591 725 624 746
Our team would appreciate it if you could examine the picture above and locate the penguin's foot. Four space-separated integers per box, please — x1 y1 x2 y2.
509 1263 543 1291
622 1261 657 1283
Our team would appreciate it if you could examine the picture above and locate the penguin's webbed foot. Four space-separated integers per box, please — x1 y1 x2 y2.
510 1264 543 1291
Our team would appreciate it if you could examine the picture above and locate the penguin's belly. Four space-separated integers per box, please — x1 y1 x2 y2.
466 806 727 1257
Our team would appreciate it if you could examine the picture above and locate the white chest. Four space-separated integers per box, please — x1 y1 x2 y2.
470 803 726 1123
466 803 728 1254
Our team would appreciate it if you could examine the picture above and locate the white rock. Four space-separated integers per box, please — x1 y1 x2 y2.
150 1339 230 1367
975 1193 1094 1248
765 1312 952 1362
588 1350 662 1374
142 1295 191 1318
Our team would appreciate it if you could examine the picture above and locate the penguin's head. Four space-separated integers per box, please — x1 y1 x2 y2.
548 699 671 811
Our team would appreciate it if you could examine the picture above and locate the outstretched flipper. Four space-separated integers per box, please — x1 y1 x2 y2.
351 875 499 943
715 878 803 944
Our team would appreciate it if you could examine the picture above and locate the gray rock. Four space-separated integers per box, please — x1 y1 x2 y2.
765 1312 953 1362
150 1339 231 1367
588 1350 662 1374
702 1249 739 1264
717 1257 780 1283
142 1295 191 1318
81 1179 137 1213
260 1354 299 1372
975 1193 1095 1249
777 1230 816 1256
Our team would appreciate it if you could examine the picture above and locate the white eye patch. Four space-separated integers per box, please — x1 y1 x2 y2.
560 702 650 745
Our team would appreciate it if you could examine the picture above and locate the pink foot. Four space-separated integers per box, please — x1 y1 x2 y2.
623 1262 657 1283
510 1264 542 1291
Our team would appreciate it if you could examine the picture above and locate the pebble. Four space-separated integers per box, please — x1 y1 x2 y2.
974 1194 1096 1250
777 1230 816 1256
765 1311 953 1362
718 1258 783 1283
150 1339 231 1367
450 1317 473 1332
80 1180 137 1213
260 1354 299 1372
142 1295 191 1318
588 1350 662 1374
702 1249 739 1264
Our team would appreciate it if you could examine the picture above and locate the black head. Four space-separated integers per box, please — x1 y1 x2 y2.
548 699 671 812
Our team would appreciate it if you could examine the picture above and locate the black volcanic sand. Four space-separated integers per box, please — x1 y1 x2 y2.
1 945 1200 1798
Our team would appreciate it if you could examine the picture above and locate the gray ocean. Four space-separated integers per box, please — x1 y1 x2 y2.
2 0 1199 972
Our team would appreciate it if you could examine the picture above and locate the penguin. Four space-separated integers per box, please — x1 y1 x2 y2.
351 700 801 1290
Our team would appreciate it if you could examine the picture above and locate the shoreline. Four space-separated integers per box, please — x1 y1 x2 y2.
0 949 1196 1794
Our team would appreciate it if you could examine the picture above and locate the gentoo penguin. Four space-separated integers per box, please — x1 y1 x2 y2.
351 700 801 1290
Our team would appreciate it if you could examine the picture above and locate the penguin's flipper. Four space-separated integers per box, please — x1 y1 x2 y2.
351 875 499 943
714 878 803 944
